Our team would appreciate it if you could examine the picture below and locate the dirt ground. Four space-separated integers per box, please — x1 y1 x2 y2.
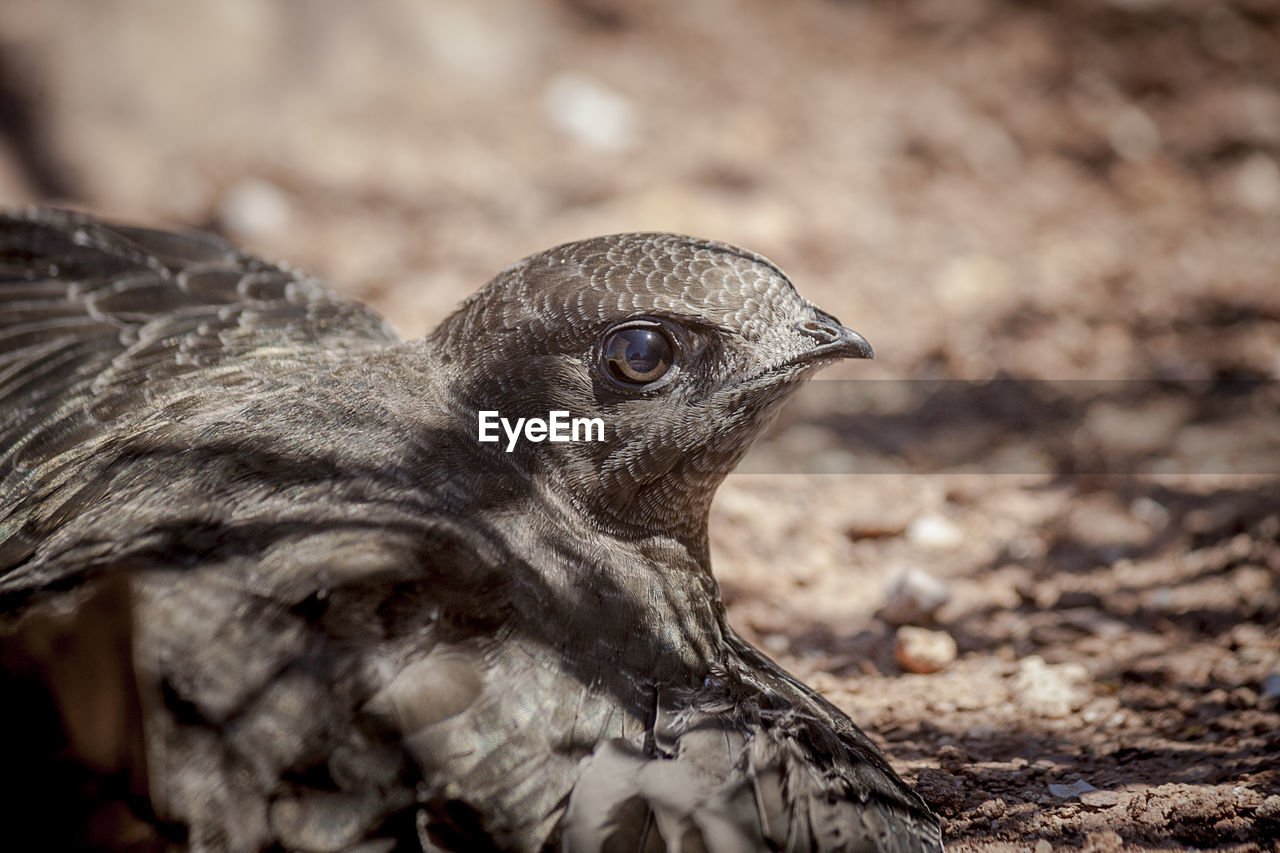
1 1 1277 849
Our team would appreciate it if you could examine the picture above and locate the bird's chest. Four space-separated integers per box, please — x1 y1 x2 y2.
388 635 655 851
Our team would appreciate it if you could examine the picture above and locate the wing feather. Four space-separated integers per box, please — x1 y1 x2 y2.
0 207 404 582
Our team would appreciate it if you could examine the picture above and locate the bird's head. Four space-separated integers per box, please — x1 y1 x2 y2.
429 234 872 550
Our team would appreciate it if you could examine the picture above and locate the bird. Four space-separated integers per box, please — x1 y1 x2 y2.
0 207 942 852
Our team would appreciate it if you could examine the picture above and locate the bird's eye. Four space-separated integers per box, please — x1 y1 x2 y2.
601 324 674 386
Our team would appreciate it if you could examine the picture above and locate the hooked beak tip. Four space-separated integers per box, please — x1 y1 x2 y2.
841 327 875 359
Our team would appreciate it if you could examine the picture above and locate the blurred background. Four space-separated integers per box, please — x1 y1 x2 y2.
1 1 1278 848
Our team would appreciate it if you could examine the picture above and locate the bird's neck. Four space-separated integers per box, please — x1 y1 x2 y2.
488 481 729 684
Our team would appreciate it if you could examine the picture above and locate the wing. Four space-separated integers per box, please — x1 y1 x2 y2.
0 206 399 458
562 635 944 853
0 207 403 584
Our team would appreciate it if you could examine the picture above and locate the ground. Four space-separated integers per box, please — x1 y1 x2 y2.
0 0 1277 849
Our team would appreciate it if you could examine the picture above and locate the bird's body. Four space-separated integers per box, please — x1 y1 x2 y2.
0 209 941 852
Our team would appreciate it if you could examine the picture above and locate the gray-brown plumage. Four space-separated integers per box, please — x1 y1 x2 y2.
0 207 941 852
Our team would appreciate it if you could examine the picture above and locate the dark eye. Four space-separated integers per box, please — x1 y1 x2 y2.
602 325 674 386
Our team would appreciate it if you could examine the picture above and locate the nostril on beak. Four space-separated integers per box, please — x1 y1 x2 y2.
794 317 874 359
798 320 840 344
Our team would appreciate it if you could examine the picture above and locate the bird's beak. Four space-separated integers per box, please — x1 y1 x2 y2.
793 317 874 361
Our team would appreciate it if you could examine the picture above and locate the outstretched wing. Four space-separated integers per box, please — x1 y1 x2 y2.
0 207 403 581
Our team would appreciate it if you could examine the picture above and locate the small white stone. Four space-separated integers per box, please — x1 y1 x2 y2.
1011 656 1092 718
220 178 290 239
762 633 790 654
543 73 636 152
1231 152 1280 214
1108 105 1161 161
879 568 952 626
906 513 963 549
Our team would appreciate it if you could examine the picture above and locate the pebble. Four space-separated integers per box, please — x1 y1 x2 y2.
933 253 1011 313
894 625 958 674
1011 656 1091 718
762 633 789 654
905 513 963 549
1228 152 1280 214
878 568 952 626
220 178 291 239
1048 779 1097 799
937 743 969 774
543 73 636 151
1109 104 1161 162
